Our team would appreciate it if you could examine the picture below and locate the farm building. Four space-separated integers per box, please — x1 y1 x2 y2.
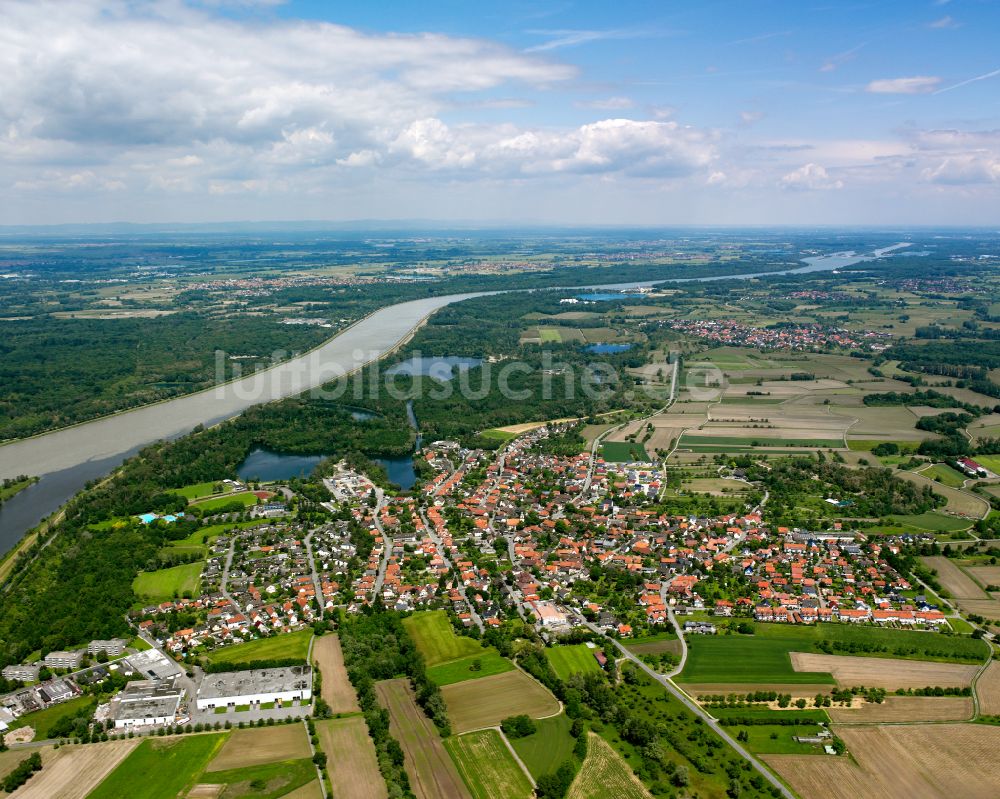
195 665 312 710
109 679 182 729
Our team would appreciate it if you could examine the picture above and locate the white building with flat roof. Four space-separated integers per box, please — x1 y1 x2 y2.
195 666 311 711
109 679 182 729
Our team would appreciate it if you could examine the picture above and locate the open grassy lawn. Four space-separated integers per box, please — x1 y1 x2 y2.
132 561 203 602
729 724 827 755
538 327 563 343
680 633 834 685
887 511 973 532
191 491 259 511
17 695 96 739
545 644 603 681
403 611 484 667
427 651 514 686
88 734 228 799
920 463 968 488
479 428 519 443
171 481 227 501
0 477 35 501
601 441 650 462
509 712 576 781
203 629 312 667
198 758 316 799
446 730 533 799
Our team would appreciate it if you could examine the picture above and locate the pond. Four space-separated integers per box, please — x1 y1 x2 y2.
586 343 633 354
374 455 418 491
386 356 483 381
237 449 328 481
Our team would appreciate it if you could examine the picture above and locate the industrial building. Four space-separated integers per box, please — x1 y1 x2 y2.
195 665 311 711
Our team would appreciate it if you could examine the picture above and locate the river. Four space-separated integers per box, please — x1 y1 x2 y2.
0 246 896 552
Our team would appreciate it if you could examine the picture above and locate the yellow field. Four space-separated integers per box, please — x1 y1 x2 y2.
767 724 1000 798
313 633 361 714
826 696 972 723
207 723 312 771
789 652 978 689
920 557 988 599
11 739 140 799
318 716 388 799
975 660 1000 715
441 670 560 734
567 733 652 799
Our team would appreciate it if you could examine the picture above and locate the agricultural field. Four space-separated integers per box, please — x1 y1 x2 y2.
544 644 603 681
445 729 534 799
964 565 1000 588
426 651 514 686
202 629 312 667
312 633 361 713
789 652 978 690
10 740 140 799
132 561 203 602
375 678 470 799
679 634 835 686
768 723 1000 799
403 611 483 666
198 757 316 798
170 481 233 501
977 661 1000 715
921 556 989 599
441 670 561 734
87 734 227 799
509 713 576 781
601 441 650 462
317 716 388 799
826 696 972 723
624 634 681 657
918 463 968 488
566 733 652 799
206 724 311 771
895 472 988 519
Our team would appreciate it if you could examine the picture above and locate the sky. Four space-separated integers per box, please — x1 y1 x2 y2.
2 0 999 226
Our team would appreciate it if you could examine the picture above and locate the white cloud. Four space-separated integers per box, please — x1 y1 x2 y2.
928 15 960 29
921 156 1000 184
575 97 634 110
780 163 843 190
866 76 941 94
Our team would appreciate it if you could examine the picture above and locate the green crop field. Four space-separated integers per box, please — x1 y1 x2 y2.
132 561 203 601
202 629 312 667
887 512 973 532
538 327 563 343
403 611 484 666
427 651 513 686
601 441 650 462
545 644 602 681
191 491 259 511
446 730 533 799
509 712 576 780
679 634 834 685
88 734 227 799
712 707 830 723
480 428 519 443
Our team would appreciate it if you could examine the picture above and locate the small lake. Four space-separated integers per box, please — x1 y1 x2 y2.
375 456 418 490
386 356 482 381
576 292 645 302
237 449 328 481
586 343 633 354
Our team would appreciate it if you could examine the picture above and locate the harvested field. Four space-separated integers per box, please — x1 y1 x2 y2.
789 652 978 689
14 739 140 799
567 733 652 799
965 565 1000 587
626 638 682 656
318 716 387 799
0 746 54 781
826 696 972 723
920 556 988 599
313 633 361 713
954 598 1000 618
441 670 560 734
207 723 311 771
763 754 882 799
376 678 470 799
187 787 224 799
975 660 1000 715
682 477 752 495
282 781 325 799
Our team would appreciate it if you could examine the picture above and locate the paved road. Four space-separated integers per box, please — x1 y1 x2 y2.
586 621 797 799
303 528 324 619
219 536 239 609
370 488 390 597
419 506 484 632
